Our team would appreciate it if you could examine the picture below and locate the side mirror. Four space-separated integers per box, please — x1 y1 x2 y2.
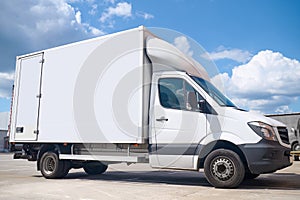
291 128 296 137
198 99 206 112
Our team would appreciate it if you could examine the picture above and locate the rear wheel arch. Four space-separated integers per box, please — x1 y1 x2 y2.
37 144 67 170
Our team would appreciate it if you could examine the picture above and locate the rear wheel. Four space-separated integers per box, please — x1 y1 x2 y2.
60 160 71 177
204 149 245 188
40 151 68 178
83 161 108 175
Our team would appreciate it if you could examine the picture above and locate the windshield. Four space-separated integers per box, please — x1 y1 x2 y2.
191 76 236 107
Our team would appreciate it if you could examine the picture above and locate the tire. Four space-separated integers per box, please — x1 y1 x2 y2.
60 160 71 178
40 151 65 179
292 142 300 151
83 161 108 175
292 142 300 161
244 172 260 180
204 149 245 188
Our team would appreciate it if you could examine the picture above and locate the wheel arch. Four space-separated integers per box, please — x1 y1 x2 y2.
291 140 299 151
37 144 59 171
37 144 71 170
197 140 248 171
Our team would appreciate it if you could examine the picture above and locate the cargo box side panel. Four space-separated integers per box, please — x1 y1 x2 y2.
37 28 145 143
37 39 104 143
88 29 144 143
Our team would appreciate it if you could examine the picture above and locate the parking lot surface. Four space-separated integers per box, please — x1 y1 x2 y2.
1 153 300 200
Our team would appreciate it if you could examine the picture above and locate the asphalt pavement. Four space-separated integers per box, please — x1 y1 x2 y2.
1 153 300 200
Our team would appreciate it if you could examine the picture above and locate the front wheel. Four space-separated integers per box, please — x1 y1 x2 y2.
244 172 260 180
204 149 245 188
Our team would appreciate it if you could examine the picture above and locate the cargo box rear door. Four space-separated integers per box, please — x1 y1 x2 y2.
14 53 44 141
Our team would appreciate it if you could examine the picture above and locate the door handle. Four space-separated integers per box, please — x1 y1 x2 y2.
156 117 168 122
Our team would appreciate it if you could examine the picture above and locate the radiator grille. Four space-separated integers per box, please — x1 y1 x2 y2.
277 127 289 145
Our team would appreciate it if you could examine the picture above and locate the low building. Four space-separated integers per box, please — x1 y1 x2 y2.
0 112 9 152
266 112 300 151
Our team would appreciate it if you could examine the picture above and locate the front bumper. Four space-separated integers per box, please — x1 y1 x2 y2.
238 140 292 174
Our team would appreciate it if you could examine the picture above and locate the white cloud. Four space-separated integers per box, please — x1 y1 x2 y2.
100 2 132 23
104 0 115 4
88 4 98 15
0 0 104 51
136 11 154 20
30 0 77 32
87 25 105 36
275 105 292 114
0 0 105 54
204 46 252 63
173 36 193 57
210 72 230 93
212 50 300 114
0 72 14 81
75 11 81 24
0 72 14 99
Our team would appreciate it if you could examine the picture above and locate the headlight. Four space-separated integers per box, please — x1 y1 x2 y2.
248 121 277 141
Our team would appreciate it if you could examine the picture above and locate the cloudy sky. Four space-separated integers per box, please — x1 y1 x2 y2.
0 0 300 114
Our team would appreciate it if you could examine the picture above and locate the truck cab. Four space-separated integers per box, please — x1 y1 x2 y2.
149 71 292 187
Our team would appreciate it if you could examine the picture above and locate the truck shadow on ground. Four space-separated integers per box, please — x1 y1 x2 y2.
56 170 300 190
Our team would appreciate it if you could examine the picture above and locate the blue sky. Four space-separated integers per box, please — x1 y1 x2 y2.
0 0 300 114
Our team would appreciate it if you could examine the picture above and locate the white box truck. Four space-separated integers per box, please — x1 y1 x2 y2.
9 26 292 188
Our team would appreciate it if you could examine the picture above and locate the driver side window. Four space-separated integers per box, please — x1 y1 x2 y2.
158 78 204 112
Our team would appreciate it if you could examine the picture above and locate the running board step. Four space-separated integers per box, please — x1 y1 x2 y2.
59 154 148 163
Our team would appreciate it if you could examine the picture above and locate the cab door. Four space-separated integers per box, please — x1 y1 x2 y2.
149 73 207 169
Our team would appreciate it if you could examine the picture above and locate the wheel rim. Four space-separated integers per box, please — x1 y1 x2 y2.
212 157 234 181
43 156 56 175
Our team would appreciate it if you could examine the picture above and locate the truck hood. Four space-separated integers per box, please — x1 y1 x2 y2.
221 107 286 127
